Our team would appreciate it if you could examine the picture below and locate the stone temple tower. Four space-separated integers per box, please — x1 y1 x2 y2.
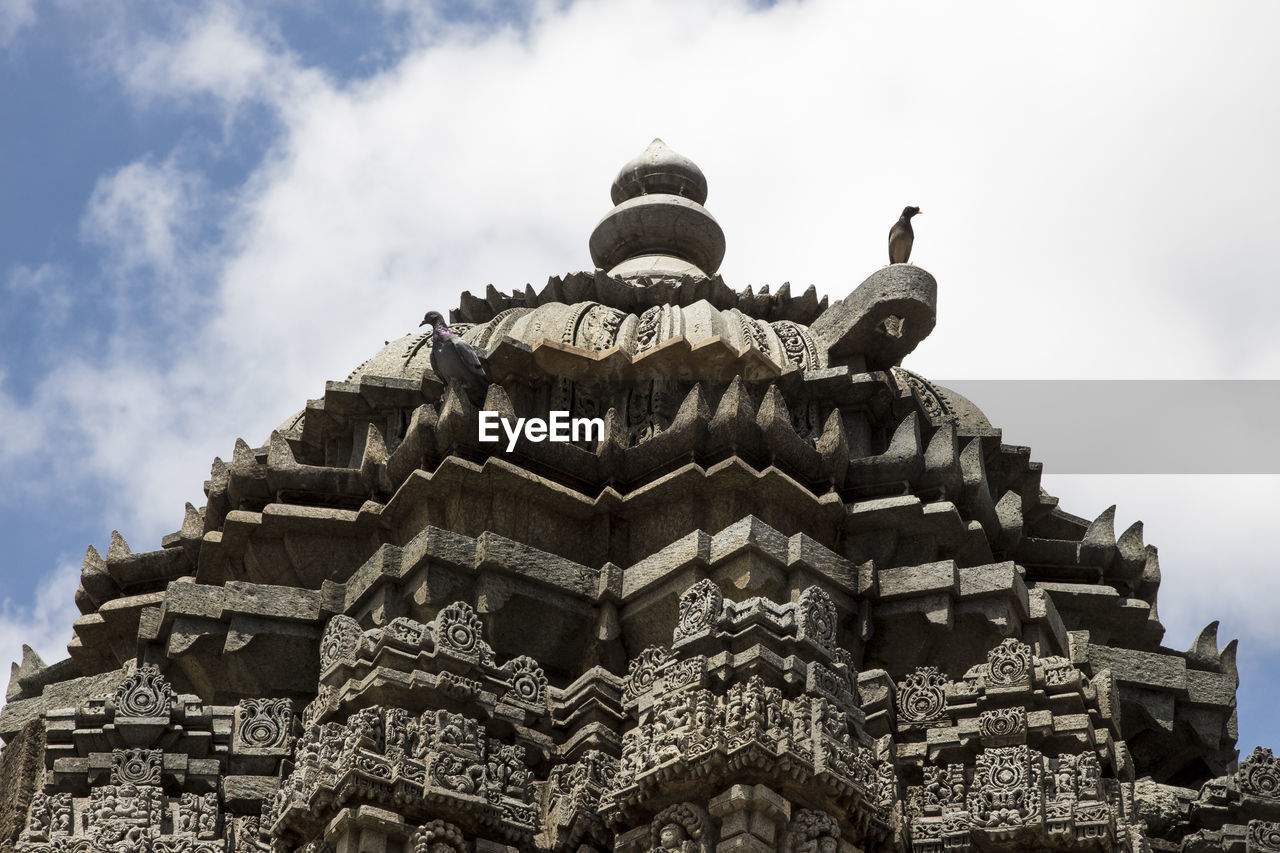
0 141 1274 852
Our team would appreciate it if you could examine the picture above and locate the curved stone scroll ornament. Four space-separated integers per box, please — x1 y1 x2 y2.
114 664 176 717
624 646 672 703
319 615 363 670
648 803 714 853
673 580 723 642
897 666 948 725
235 698 294 749
409 820 468 853
795 587 839 650
1239 746 1280 799
782 810 842 853
773 320 820 370
574 303 627 351
986 638 1033 687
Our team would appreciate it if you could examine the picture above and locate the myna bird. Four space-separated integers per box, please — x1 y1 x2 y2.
420 310 490 406
889 206 922 264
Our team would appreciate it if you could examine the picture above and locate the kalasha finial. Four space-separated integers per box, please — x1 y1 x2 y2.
611 138 708 205
589 139 725 280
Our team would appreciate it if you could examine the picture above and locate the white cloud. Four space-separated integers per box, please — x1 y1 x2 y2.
7 263 73 328
0 559 80 689
111 3 325 118
81 160 206 280
0 0 36 49
0 367 43 462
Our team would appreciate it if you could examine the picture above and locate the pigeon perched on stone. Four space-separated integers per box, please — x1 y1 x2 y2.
420 311 490 406
889 206 922 264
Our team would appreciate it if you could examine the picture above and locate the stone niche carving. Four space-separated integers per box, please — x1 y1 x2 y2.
19 783 226 853
269 704 538 845
908 745 1128 852
603 584 895 846
545 750 620 852
647 803 714 853
314 601 549 715
409 819 469 853
781 809 842 853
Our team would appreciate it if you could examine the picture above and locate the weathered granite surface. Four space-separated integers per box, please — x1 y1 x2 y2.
0 141 1254 853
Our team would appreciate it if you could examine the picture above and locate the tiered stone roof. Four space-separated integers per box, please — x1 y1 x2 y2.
0 141 1257 853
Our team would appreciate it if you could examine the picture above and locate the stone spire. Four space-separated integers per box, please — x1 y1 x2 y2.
588 138 726 281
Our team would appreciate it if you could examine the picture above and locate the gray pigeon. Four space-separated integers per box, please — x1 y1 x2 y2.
420 311 490 406
889 205 922 264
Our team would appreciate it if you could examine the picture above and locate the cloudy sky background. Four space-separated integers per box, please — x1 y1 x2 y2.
3 0 1279 756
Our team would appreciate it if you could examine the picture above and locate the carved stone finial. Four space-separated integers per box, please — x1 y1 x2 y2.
611 139 708 205
589 140 725 280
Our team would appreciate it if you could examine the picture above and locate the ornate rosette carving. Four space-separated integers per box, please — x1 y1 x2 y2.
897 666 948 725
795 586 838 650
1249 820 1280 851
114 665 176 718
235 698 294 750
434 602 493 662
968 746 1039 830
502 655 548 707
986 638 1033 687
1240 747 1280 799
319 615 363 670
673 580 723 642
111 749 163 785
624 646 672 703
978 707 1026 740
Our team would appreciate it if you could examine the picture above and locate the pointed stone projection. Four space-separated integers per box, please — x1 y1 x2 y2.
0 142 1253 853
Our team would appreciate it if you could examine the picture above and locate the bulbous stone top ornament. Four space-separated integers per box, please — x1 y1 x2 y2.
611 138 709 205
590 139 726 280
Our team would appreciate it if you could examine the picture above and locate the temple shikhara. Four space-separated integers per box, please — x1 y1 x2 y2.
1 141 1271 852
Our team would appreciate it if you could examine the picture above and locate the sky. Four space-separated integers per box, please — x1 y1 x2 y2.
2 0 1279 761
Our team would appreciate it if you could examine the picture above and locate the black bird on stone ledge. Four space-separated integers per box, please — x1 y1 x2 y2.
420 310 490 406
889 205 922 264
